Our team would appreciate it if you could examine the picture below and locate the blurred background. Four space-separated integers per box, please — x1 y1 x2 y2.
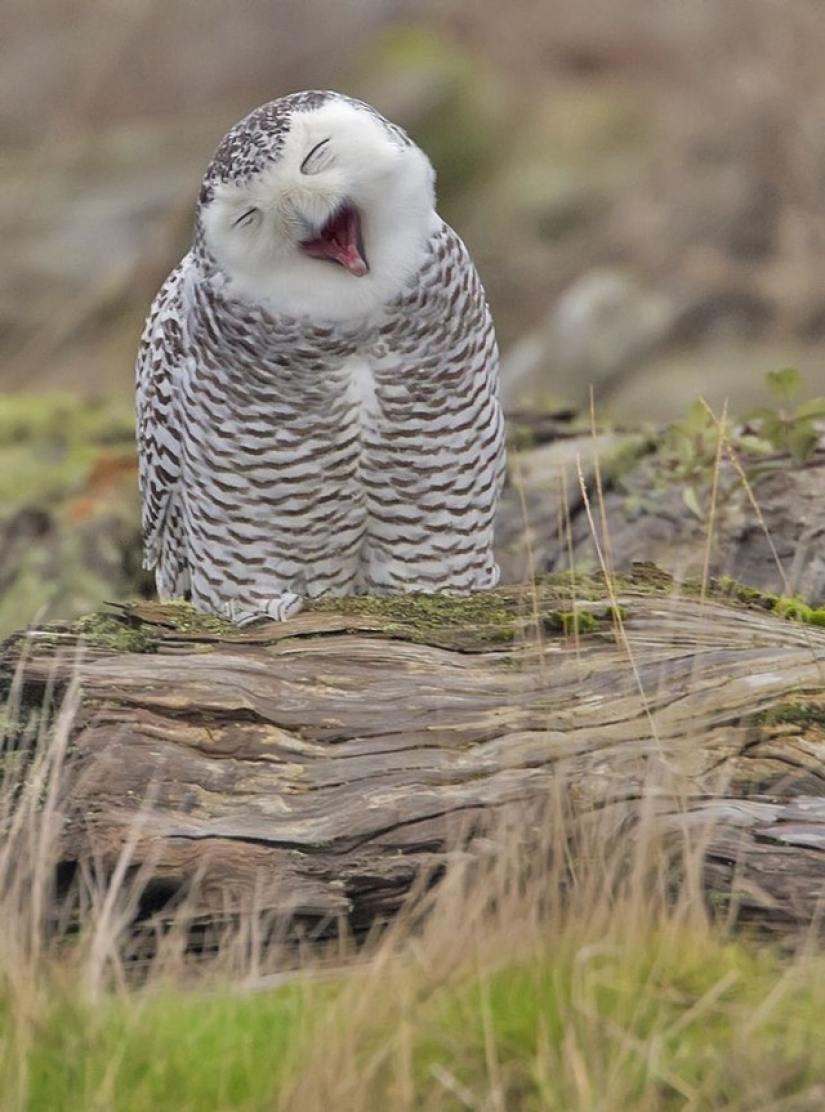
2 0 825 630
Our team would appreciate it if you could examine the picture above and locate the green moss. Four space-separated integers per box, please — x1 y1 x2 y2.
710 576 825 627
75 612 160 654
548 564 674 601
308 590 509 624
74 601 238 653
12 566 741 659
712 576 779 609
308 590 521 648
130 599 237 637
0 393 142 637
755 700 825 729
308 579 629 650
544 609 600 636
0 393 135 514
773 598 825 627
27 564 803 660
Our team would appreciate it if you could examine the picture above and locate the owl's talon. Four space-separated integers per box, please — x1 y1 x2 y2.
222 592 304 626
264 591 304 621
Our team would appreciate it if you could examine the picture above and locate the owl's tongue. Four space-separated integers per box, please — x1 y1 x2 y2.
301 205 368 277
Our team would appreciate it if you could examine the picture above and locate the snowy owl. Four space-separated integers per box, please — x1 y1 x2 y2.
136 90 504 624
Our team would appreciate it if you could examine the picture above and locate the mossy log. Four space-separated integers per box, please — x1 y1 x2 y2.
3 571 825 941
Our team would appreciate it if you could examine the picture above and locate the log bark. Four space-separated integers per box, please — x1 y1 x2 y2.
3 573 825 941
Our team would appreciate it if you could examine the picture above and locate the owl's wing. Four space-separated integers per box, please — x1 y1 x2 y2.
427 221 505 498
135 259 192 599
362 219 505 594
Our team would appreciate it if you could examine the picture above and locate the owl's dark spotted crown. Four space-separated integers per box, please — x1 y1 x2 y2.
199 91 411 205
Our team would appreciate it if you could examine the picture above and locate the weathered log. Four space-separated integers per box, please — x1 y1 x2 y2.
2 572 825 940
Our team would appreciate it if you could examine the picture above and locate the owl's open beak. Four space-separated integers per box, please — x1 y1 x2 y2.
300 204 368 277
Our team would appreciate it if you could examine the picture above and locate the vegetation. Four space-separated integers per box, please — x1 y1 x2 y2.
746 368 825 464
1 369 824 1110
5 915 825 1111
2 671 825 1112
0 393 141 636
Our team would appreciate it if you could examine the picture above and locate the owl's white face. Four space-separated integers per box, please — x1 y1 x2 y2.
199 98 438 321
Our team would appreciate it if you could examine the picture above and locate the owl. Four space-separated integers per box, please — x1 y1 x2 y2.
136 91 504 624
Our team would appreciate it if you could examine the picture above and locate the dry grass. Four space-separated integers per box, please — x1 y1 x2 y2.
2 656 825 1111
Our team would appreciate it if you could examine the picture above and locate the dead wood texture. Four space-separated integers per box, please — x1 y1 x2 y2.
3 577 825 939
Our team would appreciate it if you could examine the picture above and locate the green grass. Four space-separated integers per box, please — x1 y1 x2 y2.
3 925 825 1111
1 977 329 1112
401 935 825 1111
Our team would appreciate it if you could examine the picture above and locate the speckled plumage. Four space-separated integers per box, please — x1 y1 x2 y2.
137 91 504 623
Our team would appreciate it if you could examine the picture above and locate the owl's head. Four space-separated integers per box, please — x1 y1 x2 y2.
197 92 437 321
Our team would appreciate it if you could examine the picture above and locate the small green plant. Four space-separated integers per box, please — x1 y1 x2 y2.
657 399 734 521
648 369 825 522
664 400 727 484
745 367 825 462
